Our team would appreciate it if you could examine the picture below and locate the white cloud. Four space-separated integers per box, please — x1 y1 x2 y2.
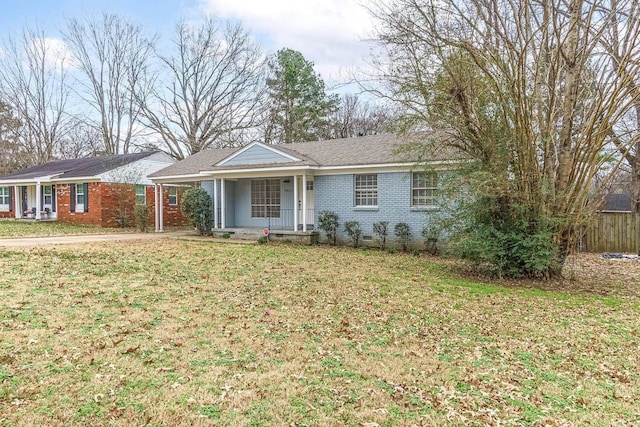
198 0 376 84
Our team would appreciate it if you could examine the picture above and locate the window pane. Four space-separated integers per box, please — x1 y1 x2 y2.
412 172 438 206
355 174 377 206
251 179 280 218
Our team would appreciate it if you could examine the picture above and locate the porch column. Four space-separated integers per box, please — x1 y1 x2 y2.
213 179 218 229
220 178 226 229
302 174 307 232
35 181 42 220
154 184 160 232
14 186 20 219
293 175 298 231
159 184 164 232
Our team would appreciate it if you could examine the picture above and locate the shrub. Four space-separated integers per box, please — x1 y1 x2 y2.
344 221 363 248
134 204 149 232
181 187 212 235
446 196 559 278
373 221 389 250
318 210 339 245
422 224 440 255
394 223 411 252
257 236 268 244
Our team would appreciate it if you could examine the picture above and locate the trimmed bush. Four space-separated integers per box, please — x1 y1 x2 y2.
181 187 212 235
318 210 339 245
344 221 363 248
394 222 411 252
134 204 149 232
373 221 389 250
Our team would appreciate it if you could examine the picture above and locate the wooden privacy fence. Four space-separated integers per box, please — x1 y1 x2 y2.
583 212 640 253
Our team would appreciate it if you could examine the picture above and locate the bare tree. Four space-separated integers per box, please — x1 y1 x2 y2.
329 94 396 138
369 0 640 275
56 119 105 159
64 13 156 155
0 99 25 174
0 26 72 167
139 18 266 159
598 0 640 211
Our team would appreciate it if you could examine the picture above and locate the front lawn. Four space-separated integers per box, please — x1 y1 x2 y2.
0 240 638 426
0 220 132 238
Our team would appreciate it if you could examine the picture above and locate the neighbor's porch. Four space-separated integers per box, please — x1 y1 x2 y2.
8 184 58 220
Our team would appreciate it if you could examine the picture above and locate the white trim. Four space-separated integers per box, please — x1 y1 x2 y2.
159 184 164 232
220 178 226 229
302 174 307 233
293 175 298 232
14 186 20 219
154 184 160 232
216 142 301 166
213 179 218 229
35 181 42 220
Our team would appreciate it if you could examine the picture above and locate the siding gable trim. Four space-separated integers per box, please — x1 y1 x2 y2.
216 142 301 166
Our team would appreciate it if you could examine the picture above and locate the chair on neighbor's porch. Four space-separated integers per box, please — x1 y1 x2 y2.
23 207 36 218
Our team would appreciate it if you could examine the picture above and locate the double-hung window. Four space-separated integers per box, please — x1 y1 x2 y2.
135 185 146 205
168 187 178 206
76 184 85 206
412 172 438 207
0 187 10 210
354 174 378 207
251 179 280 218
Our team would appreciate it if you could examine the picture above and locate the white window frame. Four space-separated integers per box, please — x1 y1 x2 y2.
135 184 146 205
75 183 85 212
251 179 280 218
354 174 378 207
168 187 178 206
43 185 53 208
0 187 10 210
412 172 438 208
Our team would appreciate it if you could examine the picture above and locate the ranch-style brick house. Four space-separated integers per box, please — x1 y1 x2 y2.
0 151 188 228
150 133 459 245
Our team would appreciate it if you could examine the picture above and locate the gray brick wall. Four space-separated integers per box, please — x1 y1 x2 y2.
314 172 434 248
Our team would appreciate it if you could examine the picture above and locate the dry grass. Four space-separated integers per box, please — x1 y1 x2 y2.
0 221 134 238
0 240 639 426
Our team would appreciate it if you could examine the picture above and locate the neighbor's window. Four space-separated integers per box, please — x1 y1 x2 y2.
412 172 438 207
251 179 280 218
306 180 313 191
43 185 53 206
168 187 178 206
0 187 10 210
354 174 377 207
136 185 146 205
76 183 85 207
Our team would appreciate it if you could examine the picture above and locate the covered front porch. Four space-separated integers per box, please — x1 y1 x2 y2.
154 173 316 237
9 183 58 220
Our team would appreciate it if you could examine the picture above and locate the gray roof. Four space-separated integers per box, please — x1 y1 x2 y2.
150 132 461 178
0 151 158 182
600 193 633 212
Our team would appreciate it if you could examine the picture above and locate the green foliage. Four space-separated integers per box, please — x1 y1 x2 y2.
133 204 149 232
394 223 411 252
257 236 268 244
422 224 440 255
318 210 339 245
180 187 212 235
265 48 339 144
444 195 560 279
373 221 389 249
344 221 363 248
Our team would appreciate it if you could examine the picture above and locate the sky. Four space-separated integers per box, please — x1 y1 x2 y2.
0 0 378 89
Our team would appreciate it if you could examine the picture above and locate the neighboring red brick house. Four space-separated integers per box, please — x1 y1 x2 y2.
0 151 188 228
